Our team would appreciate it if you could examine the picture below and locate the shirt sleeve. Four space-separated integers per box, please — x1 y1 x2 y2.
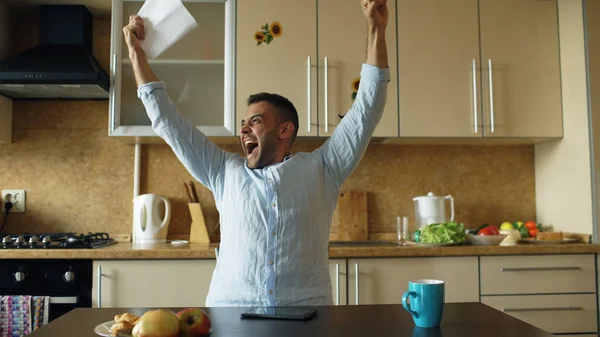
137 81 232 195
317 63 390 186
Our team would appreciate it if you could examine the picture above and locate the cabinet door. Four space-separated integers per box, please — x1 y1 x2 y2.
92 260 216 308
110 0 235 139
397 0 482 137
347 257 479 305
329 259 347 305
479 0 562 137
236 0 317 137
317 0 398 137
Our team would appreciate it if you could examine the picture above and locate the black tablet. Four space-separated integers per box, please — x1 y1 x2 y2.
240 307 318 321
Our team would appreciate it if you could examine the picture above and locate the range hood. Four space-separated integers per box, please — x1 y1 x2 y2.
0 5 109 100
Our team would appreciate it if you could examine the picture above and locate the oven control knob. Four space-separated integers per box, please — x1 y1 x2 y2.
63 271 75 283
42 236 52 244
14 236 24 245
2 236 11 244
14 271 25 282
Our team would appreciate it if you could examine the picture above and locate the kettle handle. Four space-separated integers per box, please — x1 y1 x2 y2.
158 196 171 229
445 195 454 221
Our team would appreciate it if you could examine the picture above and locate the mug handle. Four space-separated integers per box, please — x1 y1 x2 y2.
402 291 419 318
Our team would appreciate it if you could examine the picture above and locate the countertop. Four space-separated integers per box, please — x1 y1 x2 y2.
29 303 553 337
1 241 599 259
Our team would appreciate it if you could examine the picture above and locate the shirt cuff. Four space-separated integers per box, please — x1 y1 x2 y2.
360 63 390 82
137 81 166 98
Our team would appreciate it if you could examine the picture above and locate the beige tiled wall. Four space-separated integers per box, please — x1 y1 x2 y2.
0 14 536 238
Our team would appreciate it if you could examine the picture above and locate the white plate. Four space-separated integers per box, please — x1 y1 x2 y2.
94 321 121 337
518 238 577 245
94 320 212 337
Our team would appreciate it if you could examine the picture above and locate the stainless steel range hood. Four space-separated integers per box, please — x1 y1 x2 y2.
0 5 109 100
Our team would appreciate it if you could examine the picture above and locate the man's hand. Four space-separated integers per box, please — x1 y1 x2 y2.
123 15 145 58
362 0 388 69
121 15 159 86
362 0 388 32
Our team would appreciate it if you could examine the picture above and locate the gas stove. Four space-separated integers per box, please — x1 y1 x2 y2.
0 232 116 249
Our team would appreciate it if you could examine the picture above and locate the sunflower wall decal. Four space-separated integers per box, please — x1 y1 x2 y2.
351 77 360 101
254 21 283 46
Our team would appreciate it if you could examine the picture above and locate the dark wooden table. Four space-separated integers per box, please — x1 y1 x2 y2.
29 303 553 337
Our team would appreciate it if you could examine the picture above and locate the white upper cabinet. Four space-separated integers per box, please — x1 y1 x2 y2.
108 0 236 141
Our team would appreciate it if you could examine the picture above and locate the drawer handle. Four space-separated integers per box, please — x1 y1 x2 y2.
503 306 583 312
500 266 581 272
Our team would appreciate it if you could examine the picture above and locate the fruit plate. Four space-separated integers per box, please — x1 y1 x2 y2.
94 321 127 337
518 238 577 245
93 321 212 337
466 234 507 246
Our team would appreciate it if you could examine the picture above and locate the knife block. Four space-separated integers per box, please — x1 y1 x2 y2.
188 202 212 243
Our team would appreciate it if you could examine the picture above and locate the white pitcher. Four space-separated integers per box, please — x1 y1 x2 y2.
132 194 171 244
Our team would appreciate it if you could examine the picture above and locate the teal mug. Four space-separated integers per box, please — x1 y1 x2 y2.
402 279 445 328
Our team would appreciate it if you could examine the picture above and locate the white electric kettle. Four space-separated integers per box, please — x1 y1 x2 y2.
132 194 171 244
413 192 454 228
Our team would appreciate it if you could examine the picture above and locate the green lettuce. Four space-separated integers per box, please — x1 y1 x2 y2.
419 221 466 243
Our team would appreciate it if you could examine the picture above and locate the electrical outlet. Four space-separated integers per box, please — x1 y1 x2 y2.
2 190 26 213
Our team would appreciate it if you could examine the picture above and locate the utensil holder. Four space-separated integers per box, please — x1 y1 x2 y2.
188 202 212 243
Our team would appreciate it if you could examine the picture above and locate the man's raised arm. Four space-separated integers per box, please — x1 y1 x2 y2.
123 15 231 195
318 0 390 186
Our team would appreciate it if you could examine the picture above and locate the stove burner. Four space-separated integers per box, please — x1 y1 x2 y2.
0 232 116 249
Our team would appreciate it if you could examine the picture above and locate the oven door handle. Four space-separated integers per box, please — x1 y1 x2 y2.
49 296 78 304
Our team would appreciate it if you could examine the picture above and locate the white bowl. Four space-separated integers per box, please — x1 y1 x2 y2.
466 233 507 246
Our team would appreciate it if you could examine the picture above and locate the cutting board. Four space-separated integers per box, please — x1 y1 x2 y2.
330 190 368 241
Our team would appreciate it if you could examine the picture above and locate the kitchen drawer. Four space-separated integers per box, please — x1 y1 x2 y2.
481 294 598 334
480 255 596 295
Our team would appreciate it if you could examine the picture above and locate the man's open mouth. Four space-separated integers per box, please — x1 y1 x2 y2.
244 140 259 155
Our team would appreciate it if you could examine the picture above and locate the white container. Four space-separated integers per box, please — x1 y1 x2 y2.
413 192 454 228
132 194 171 244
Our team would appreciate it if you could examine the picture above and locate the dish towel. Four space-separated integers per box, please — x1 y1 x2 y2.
0 296 50 337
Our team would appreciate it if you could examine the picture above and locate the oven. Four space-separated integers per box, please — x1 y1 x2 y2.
0 259 92 322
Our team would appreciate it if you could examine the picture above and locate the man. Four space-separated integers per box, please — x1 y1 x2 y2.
123 0 389 307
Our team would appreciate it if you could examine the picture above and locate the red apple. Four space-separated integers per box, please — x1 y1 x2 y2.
176 308 211 337
132 309 180 337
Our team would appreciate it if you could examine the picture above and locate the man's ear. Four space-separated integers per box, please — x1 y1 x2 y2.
279 121 295 140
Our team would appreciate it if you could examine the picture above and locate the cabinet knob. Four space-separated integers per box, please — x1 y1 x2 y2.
64 271 75 283
14 271 25 282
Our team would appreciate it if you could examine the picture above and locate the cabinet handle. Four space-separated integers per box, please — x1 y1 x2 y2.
500 266 581 272
97 265 102 308
503 306 582 312
335 263 340 305
307 56 311 133
324 56 329 133
355 263 359 305
488 59 494 133
471 59 478 133
50 296 78 304
111 53 117 133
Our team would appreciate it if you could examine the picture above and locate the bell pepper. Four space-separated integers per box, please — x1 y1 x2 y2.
478 225 500 236
519 226 529 238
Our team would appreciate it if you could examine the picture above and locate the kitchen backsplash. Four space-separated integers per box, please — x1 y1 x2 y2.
0 16 536 238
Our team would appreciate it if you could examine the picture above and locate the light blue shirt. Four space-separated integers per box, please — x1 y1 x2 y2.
137 63 390 307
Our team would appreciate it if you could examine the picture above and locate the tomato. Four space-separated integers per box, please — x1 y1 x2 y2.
528 228 539 238
478 225 500 236
525 221 537 230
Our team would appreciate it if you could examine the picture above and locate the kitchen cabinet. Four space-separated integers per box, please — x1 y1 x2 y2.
329 259 347 305
480 254 598 335
346 257 479 305
236 0 398 138
397 0 562 138
92 260 216 308
108 0 236 142
0 94 11 143
479 0 562 138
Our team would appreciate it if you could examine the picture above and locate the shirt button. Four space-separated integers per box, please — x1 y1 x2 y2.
272 231 276 236
269 260 274 265
269 289 273 294
272 203 276 208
